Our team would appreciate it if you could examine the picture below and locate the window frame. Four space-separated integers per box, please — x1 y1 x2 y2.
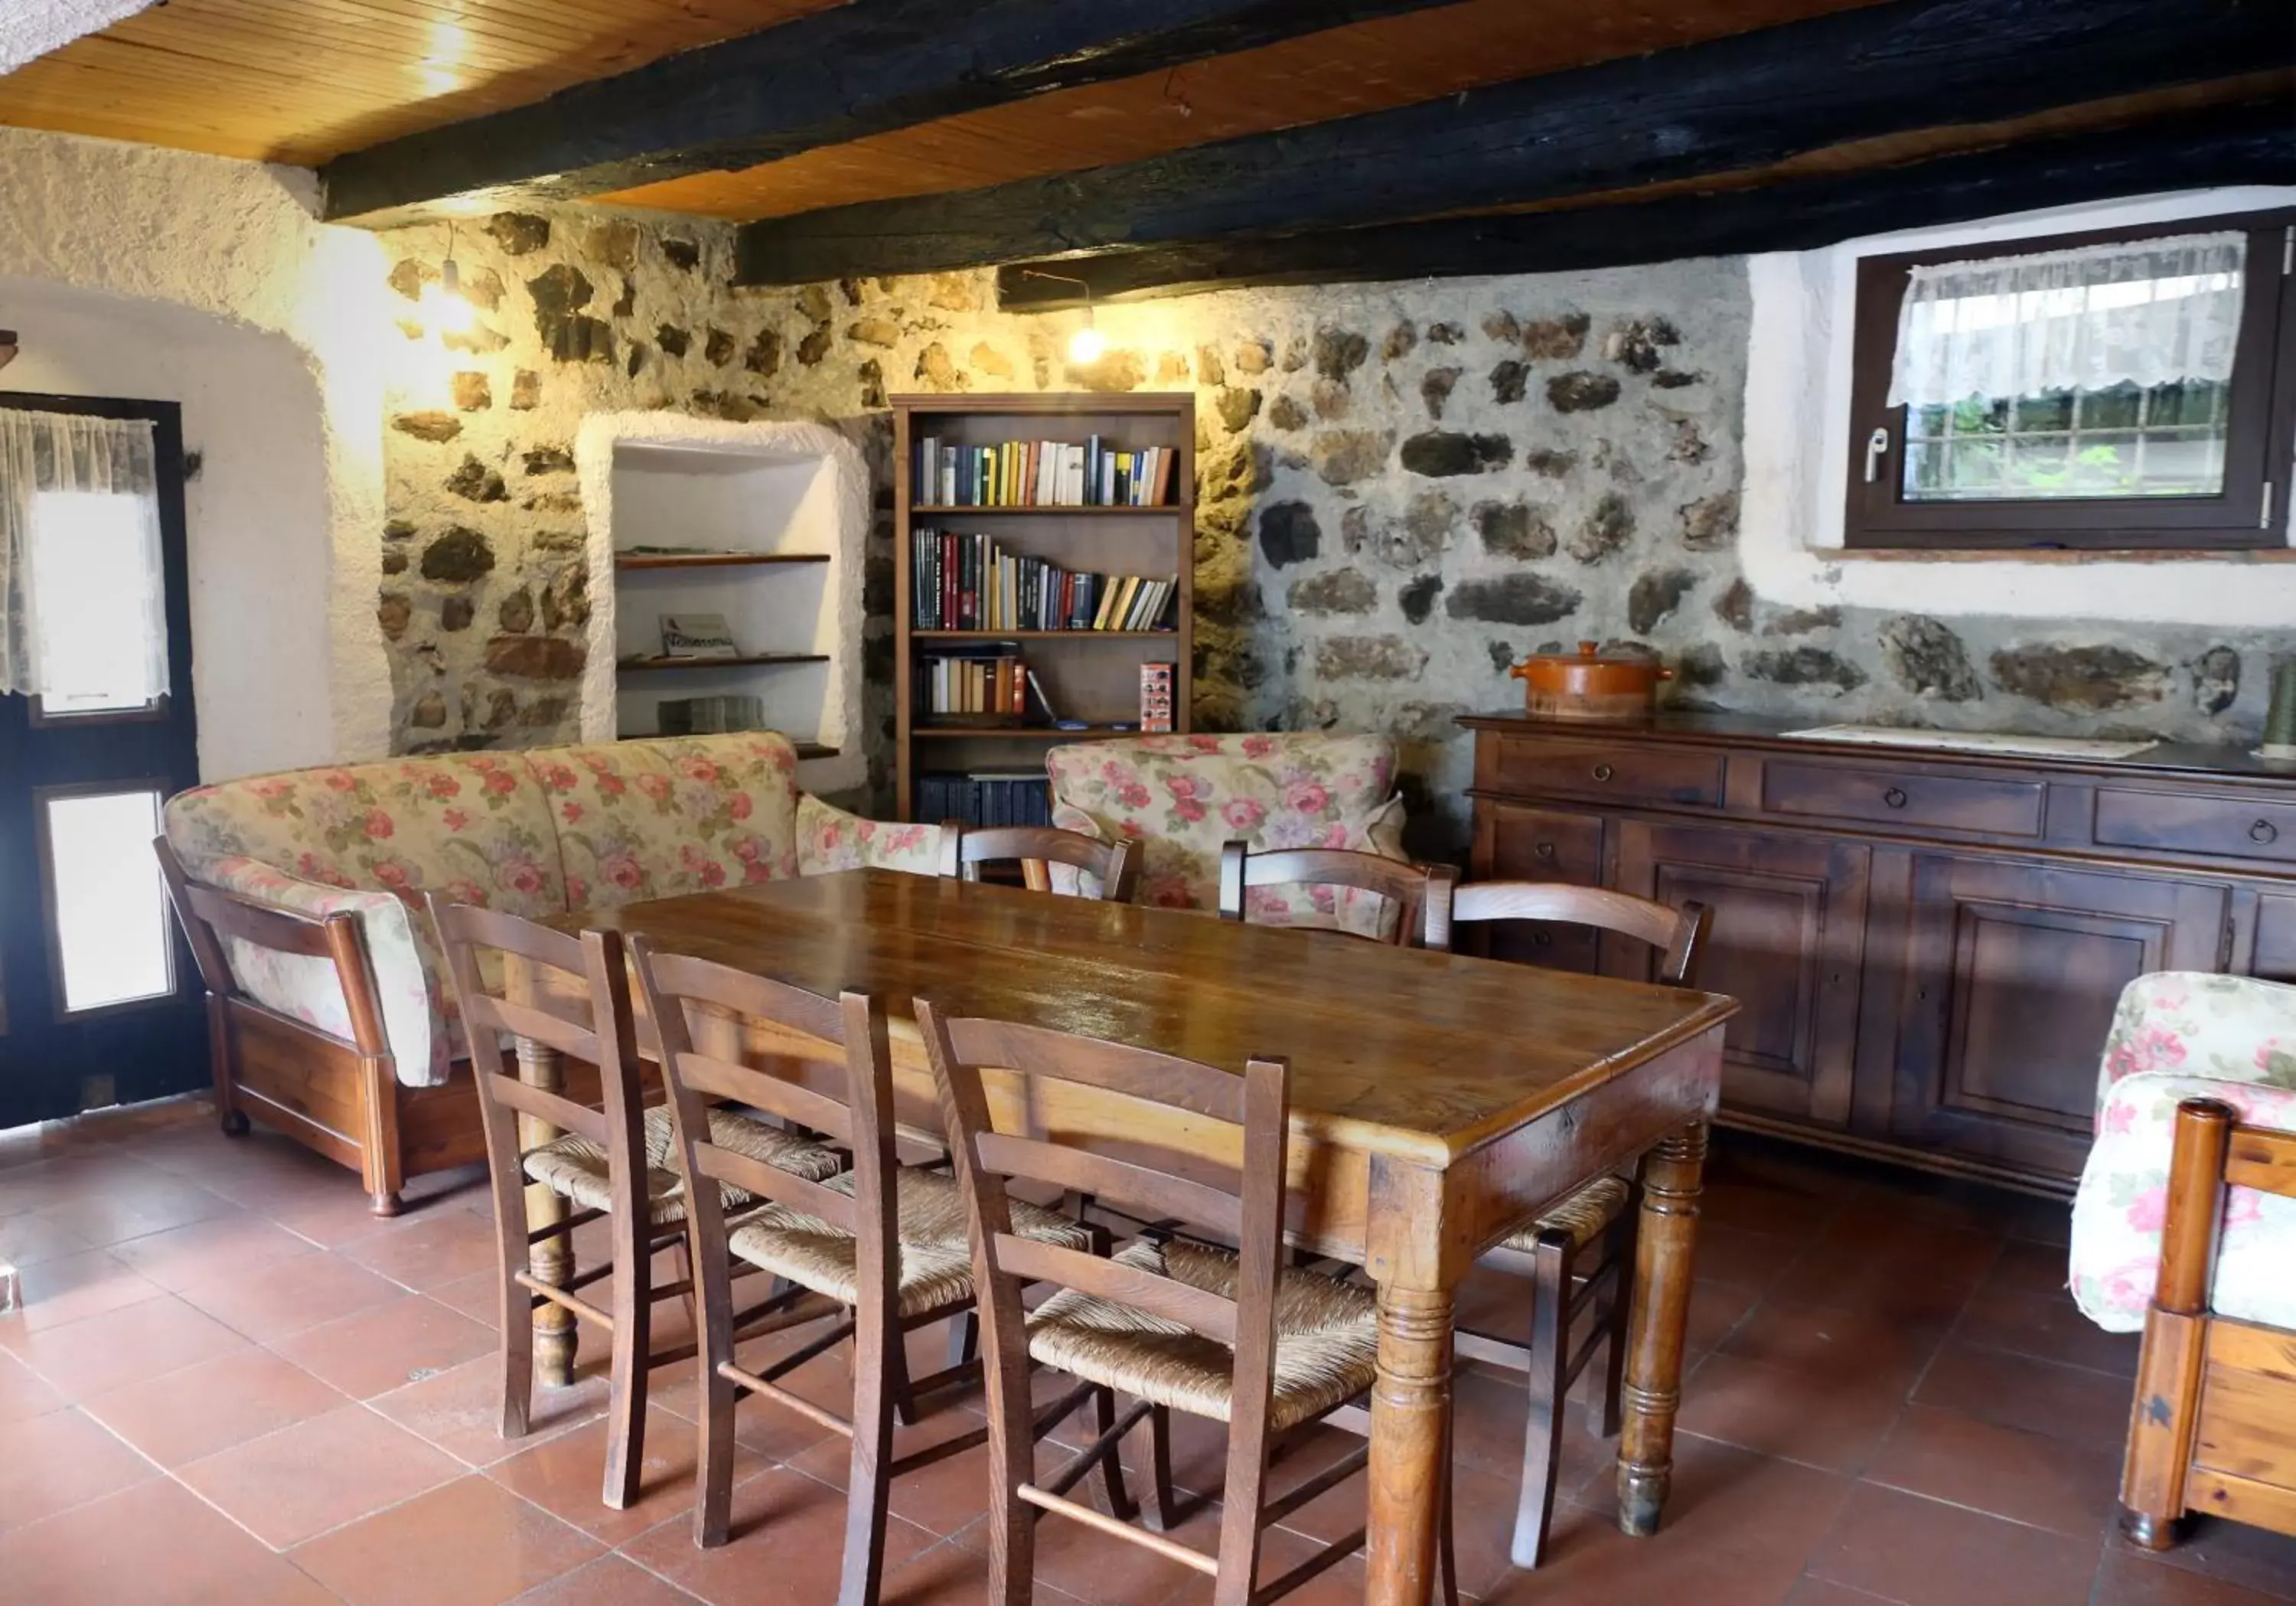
1843 207 2296 552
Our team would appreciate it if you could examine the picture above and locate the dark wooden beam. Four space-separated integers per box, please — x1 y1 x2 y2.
318 0 1459 225
988 100 2296 307
734 0 2286 284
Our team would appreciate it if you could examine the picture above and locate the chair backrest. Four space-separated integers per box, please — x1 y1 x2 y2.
426 893 644 1167
917 1001 1292 1407
153 835 392 1059
938 821 1141 903
1441 880 1711 986
1215 841 1456 948
627 939 899 1306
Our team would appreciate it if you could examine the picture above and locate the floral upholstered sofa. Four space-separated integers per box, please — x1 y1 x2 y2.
1045 732 1407 936
158 732 937 1213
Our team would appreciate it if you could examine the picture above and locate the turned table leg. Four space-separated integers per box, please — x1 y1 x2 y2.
1365 1281 1455 1605
515 1036 579 1389
1618 1120 1707 1537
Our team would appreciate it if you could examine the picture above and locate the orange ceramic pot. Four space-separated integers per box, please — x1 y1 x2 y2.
1508 641 1671 721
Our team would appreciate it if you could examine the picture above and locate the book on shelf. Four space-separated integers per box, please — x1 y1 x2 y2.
1139 662 1176 735
914 434 1176 508
917 641 1029 721
912 527 1176 633
918 770 1053 830
657 695 765 735
657 612 739 658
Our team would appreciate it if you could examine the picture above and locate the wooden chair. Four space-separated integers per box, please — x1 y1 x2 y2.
426 896 842 1510
1432 880 1711 1568
918 1001 1426 1606
629 942 1097 1606
1215 841 1456 948
2121 1096 2296 1550
938 821 1142 902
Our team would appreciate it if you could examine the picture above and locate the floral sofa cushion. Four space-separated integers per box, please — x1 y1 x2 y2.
164 753 566 1085
2069 971 2296 1333
797 794 943 876
1045 733 1407 935
542 735 804 910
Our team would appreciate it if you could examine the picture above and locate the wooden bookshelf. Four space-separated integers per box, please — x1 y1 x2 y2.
893 392 1194 823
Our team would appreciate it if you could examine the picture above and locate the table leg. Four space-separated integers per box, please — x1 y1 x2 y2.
1617 1120 1707 1536
515 1037 578 1389
1365 1281 1454 1605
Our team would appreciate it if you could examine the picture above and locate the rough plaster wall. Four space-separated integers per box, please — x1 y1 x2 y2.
2 0 154 73
0 126 391 770
375 206 2286 847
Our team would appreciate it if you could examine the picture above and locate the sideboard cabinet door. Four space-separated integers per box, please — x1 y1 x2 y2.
1888 855 2231 1183
1614 821 1867 1127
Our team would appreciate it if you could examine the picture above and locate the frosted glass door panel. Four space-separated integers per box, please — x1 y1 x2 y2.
31 489 169 715
41 788 174 1013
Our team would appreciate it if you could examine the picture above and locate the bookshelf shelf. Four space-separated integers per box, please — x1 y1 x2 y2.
895 392 1194 824
614 552 832 571
615 652 830 672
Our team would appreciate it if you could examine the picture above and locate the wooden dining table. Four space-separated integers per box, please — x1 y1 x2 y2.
507 867 1735 1604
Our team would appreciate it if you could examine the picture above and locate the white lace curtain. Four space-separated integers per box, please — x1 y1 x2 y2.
1888 230 2248 409
0 407 169 704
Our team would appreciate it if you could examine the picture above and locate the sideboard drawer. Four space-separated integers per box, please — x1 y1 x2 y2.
1489 737 1723 809
1762 760 2046 838
2095 789 2296 865
1483 803 1604 886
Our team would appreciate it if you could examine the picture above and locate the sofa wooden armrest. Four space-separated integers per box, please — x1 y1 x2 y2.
2120 1096 2296 1549
154 837 481 1216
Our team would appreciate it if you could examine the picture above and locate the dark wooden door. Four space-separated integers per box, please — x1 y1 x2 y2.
1889 854 2229 1182
0 393 206 1127
1615 821 1867 1127
1469 801 1607 975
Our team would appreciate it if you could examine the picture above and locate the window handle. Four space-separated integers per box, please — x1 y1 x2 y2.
1864 426 1891 484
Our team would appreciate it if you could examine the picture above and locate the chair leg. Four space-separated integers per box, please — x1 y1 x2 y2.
691 1230 739 1549
837 1308 898 1606
1439 1433 1460 1606
601 1213 652 1510
1090 1386 1138 1523
1143 1404 1179 1533
1596 1209 1637 1440
889 1314 924 1429
947 1310 980 1371
1510 1229 1574 1571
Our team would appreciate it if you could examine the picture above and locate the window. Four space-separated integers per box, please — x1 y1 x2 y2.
1844 210 2295 550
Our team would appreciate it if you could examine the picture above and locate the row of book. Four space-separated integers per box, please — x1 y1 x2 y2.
918 647 1049 721
915 436 1176 508
914 529 1176 633
917 771 1053 831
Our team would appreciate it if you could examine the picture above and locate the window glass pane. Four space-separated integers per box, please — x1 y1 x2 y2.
30 490 167 715
1903 379 2229 502
41 789 174 1013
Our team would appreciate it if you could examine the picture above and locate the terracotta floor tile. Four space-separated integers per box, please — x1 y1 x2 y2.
1677 1352 1909 1474
37 1175 242 1248
620 1464 938 1606
271 1291 497 1398
81 1346 347 1467
106 1210 320 1291
0 1477 339 1606
1952 1282 2142 1379
507 1553 708 1604
1982 1238 2082 1298
487 1402 768 1546
784 1407 997 1539
1782 1581 1909 1606
0 1245 166 1331
0 1209 93 1268
369 1352 610 1467
428 1268 508 1329
2093 1542 2296 1606
1717 1296 1950 1395
0 1347 66 1422
1 1289 253 1399
290 1473 603 1606
1691 1223 1809 1294
2118 1519 2296 1602
341 1207 506 1291
0 1405 160 1531
1770 1235 1999 1327
1805 1482 2100 1606
1862 1403 2121 1538
1479 1436 1855 1604
1700 1173 1848 1241
176 1402 465 1548
881 1532 1092 1605
1912 1337 2137 1454
177 1246 406 1341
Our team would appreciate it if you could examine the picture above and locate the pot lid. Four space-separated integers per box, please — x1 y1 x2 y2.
1517 640 1663 667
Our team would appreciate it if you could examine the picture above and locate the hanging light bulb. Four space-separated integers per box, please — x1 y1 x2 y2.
1067 308 1106 367
424 224 476 338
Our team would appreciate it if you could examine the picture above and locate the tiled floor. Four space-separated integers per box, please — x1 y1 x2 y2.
3 1096 2292 1606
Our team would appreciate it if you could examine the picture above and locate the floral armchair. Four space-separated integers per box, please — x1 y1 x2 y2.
2069 971 2296 1333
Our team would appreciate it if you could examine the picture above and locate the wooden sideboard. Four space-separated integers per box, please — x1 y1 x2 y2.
1459 711 2296 1196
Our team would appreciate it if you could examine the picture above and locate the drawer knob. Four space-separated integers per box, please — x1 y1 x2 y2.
1883 786 1909 809
1534 842 1557 860
2252 819 2279 845
1591 763 1615 782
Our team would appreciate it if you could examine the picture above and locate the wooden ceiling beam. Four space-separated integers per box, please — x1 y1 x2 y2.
732 0 2286 284
988 100 2296 308
316 0 1464 225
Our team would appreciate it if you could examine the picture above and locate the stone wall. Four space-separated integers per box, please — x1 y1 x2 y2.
377 206 2285 850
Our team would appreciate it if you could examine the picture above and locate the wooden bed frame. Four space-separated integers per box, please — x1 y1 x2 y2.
155 837 486 1216
2120 1096 2296 1549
